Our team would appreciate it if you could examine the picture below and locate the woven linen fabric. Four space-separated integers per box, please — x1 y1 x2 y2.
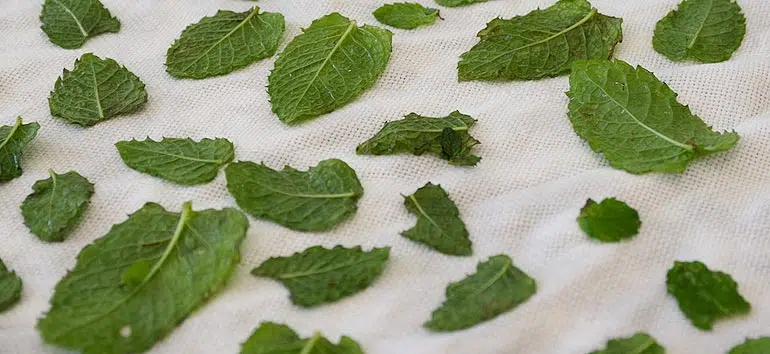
1 0 769 353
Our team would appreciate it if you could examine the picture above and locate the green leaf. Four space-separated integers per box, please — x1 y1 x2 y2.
0 258 23 312
115 137 235 186
21 170 95 242
425 254 536 331
225 159 363 232
589 333 665 354
653 0 746 63
268 13 392 124
458 0 623 81
166 7 285 79
0 117 40 183
252 246 390 307
49 53 148 127
577 198 640 243
37 202 249 353
402 183 471 256
729 338 770 354
666 260 751 330
356 111 480 166
568 59 739 174
240 322 364 354
373 3 440 30
435 0 489 7
40 0 120 49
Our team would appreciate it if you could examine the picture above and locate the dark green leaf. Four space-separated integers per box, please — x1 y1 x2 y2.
589 333 665 354
21 170 94 242
0 117 40 183
373 3 440 30
240 322 364 354
435 0 489 7
577 198 640 243
40 0 120 49
729 337 770 354
402 183 471 256
0 258 22 312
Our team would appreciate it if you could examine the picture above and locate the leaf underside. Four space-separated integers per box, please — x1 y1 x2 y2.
0 117 40 183
40 0 120 49
373 3 440 30
729 337 770 354
577 198 640 243
0 258 23 312
589 333 665 354
435 0 489 7
240 322 364 354
402 183 472 255
21 170 94 242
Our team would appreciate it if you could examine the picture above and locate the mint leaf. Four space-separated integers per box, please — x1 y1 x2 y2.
225 159 363 232
240 322 364 354
568 59 738 174
252 246 389 307
729 338 770 354
435 0 489 7
37 202 249 353
0 117 40 183
116 137 234 185
356 111 480 166
40 0 120 49
458 0 622 81
402 183 471 256
49 53 148 127
21 170 94 242
653 0 745 63
268 13 392 124
578 198 640 243
666 261 751 330
166 7 285 79
373 3 440 30
589 333 665 354
0 258 22 312
425 254 536 331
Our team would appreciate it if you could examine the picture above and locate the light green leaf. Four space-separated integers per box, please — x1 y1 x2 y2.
166 7 285 79
240 322 364 354
0 117 40 183
589 333 665 354
577 198 640 243
37 202 249 353
653 0 746 63
252 246 390 307
373 3 440 30
225 159 363 232
402 183 471 256
458 0 622 81
356 111 480 166
115 137 235 185
0 258 22 312
435 0 489 7
666 261 750 330
40 0 120 49
729 337 770 354
268 13 392 124
568 59 738 174
21 170 94 242
49 53 148 127
425 254 536 331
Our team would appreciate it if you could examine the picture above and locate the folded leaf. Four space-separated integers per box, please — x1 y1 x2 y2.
0 258 22 312
21 170 94 242
252 246 390 307
568 59 738 174
115 137 234 185
729 338 770 354
589 333 665 354
240 322 364 354
0 117 40 183
458 0 622 81
37 202 249 353
225 159 363 232
166 7 285 79
435 0 489 7
402 183 472 256
653 0 746 63
578 198 640 243
373 3 440 30
49 53 148 127
268 13 392 124
40 0 120 49
425 254 536 331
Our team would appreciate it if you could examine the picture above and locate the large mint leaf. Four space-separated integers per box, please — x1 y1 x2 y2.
356 111 480 166
578 198 640 243
435 0 489 7
568 59 738 174
589 333 665 354
225 159 363 232
425 254 536 331
240 322 364 354
37 202 249 353
116 137 234 185
268 13 392 124
730 338 770 354
0 258 22 312
666 261 750 330
373 3 440 30
40 0 120 49
252 246 390 307
458 0 622 81
0 117 40 183
402 183 471 256
166 7 285 79
49 53 147 127
21 170 94 242
653 0 746 63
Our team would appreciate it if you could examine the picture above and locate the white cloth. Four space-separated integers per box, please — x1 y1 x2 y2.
1 0 769 353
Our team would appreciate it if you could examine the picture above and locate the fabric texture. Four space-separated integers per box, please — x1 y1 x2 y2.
0 0 769 353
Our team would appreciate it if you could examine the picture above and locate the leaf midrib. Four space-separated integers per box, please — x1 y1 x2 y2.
467 257 511 299
51 0 89 37
408 194 449 237
274 256 378 280
0 117 22 152
179 8 261 72
45 170 59 236
249 176 356 199
686 0 714 50
124 145 226 164
299 333 321 354
90 63 105 120
625 337 656 354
